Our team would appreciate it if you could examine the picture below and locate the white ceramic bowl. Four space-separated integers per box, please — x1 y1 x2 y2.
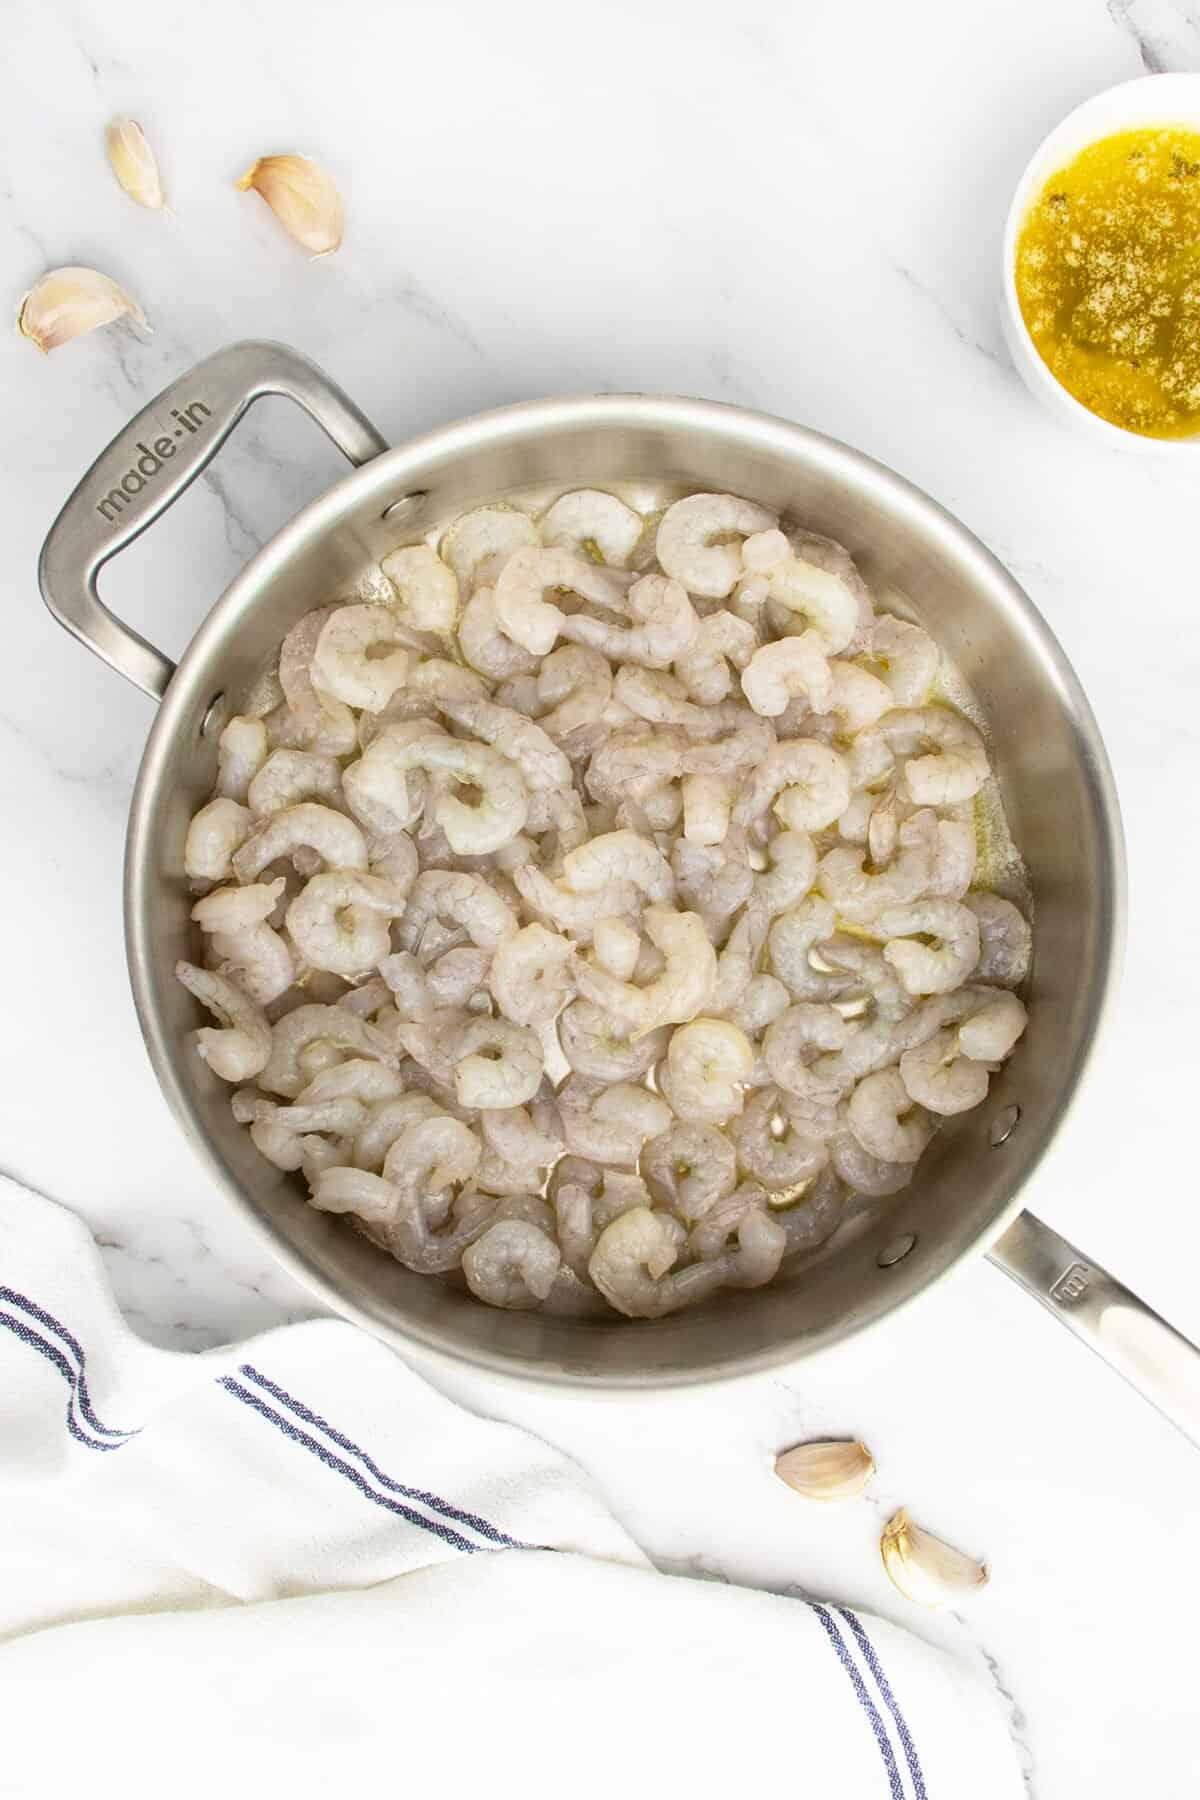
1001 72 1200 454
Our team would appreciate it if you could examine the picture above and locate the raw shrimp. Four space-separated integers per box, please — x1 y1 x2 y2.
247 749 344 817
557 1076 672 1165
286 871 412 978
511 865 639 941
641 1121 738 1221
592 916 641 981
656 493 778 599
439 505 538 590
561 574 699 668
278 606 358 754
259 1003 395 1098
383 726 531 856
775 1164 847 1258
398 869 518 955
192 879 294 1007
767 897 852 1003
731 1086 833 1190
674 611 758 706
462 1219 561 1309
337 978 393 1019
586 1208 711 1317
449 1015 543 1109
659 1017 754 1125
557 1000 670 1082
427 945 492 1010
735 741 851 834
534 646 612 741
829 1131 914 1197
192 878 284 935
958 991 1028 1062
753 830 818 918
696 1206 786 1289
574 907 717 1033
480 1097 563 1172
494 546 630 655
741 635 833 717
898 1029 989 1114
819 936 909 1017
436 692 571 794
681 773 733 846
561 830 675 905
216 716 267 802
850 707 990 807
352 1093 442 1172
846 1068 933 1163
762 1003 849 1100
585 724 688 804
311 605 411 712
342 723 434 836
725 972 790 1041
879 899 981 996
964 893 1032 988
297 1059 405 1108
380 543 460 635
815 844 931 926
613 665 715 735
671 838 754 937
175 962 271 1081
826 662 893 734
458 585 539 680
233 803 368 883
540 489 643 565
679 710 773 777
742 532 860 654
865 615 938 706
185 798 252 881
488 922 575 1025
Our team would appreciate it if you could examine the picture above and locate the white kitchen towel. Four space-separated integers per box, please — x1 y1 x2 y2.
0 1175 1023 1800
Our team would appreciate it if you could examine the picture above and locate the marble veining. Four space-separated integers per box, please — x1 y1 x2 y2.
3 1 1199 1793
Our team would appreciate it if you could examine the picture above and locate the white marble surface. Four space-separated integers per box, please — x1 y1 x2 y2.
4 0 1200 1792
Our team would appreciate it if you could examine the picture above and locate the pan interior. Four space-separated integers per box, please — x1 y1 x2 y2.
125 398 1121 1385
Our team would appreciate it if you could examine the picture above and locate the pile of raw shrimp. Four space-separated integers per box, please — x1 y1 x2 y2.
177 489 1031 1319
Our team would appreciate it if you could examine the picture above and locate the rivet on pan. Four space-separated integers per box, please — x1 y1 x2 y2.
200 692 225 736
877 1233 916 1269
381 489 430 523
989 1104 1021 1148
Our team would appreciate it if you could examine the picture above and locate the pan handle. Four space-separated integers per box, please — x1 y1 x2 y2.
989 1210 1200 1447
38 339 388 702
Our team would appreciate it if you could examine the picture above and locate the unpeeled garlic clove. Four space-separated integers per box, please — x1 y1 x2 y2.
106 118 166 209
17 267 148 353
774 1439 875 1502
236 154 343 256
880 1508 989 1608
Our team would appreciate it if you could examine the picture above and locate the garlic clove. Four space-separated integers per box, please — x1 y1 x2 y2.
17 267 148 354
880 1508 989 1608
774 1438 875 1502
236 154 343 256
105 118 166 209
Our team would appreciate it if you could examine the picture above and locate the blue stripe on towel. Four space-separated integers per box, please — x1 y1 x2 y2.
218 1374 484 1553
238 1362 527 1551
0 1309 124 1452
838 1607 928 1800
0 1285 136 1439
811 1603 905 1799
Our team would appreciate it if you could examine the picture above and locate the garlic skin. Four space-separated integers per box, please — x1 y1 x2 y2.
17 267 148 354
880 1509 990 1608
106 119 165 210
236 155 343 256
774 1439 875 1503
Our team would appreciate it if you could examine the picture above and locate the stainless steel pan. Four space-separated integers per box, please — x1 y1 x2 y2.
39 340 1200 1437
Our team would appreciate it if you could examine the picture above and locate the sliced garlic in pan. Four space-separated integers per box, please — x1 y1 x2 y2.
236 154 343 255
880 1508 989 1607
17 267 148 353
774 1439 875 1502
